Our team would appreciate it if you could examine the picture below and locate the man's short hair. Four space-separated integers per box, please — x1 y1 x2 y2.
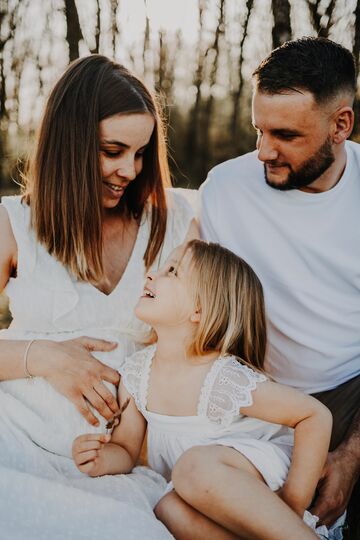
253 37 356 104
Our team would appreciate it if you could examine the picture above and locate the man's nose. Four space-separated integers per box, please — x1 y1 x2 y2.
257 135 278 162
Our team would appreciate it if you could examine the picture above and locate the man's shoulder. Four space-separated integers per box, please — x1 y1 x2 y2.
346 139 360 160
201 150 262 197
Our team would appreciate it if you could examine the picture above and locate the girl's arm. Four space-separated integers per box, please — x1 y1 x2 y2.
0 205 119 424
243 380 332 516
72 379 147 477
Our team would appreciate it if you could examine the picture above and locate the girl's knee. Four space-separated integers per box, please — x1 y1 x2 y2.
154 493 173 522
172 445 218 500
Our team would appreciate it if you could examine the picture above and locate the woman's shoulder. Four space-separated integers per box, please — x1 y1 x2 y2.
165 188 197 216
0 195 30 235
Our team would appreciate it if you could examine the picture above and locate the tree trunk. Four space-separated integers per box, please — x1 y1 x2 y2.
271 0 291 49
91 0 100 54
184 0 206 184
318 0 335 38
308 0 322 34
231 0 253 149
110 0 119 58
64 0 84 61
197 0 225 184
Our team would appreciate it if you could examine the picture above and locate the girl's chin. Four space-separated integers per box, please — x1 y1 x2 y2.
134 303 152 324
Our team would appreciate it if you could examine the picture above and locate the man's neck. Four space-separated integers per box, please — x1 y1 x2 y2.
300 144 347 194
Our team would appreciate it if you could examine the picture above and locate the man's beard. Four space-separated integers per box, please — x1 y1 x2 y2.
264 136 335 191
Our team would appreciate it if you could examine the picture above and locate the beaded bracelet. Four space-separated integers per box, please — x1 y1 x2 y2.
23 339 35 379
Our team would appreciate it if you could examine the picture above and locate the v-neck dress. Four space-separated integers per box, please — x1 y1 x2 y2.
121 344 294 492
0 191 193 540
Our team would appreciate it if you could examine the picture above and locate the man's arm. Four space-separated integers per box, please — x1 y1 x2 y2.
311 408 360 526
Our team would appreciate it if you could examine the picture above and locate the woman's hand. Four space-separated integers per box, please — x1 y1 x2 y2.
29 337 121 425
72 433 111 476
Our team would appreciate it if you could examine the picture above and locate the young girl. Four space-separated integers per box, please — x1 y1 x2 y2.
73 240 332 540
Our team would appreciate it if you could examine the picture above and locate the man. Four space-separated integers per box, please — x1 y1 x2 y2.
199 37 360 535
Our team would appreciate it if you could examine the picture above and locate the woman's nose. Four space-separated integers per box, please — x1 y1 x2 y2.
116 159 136 181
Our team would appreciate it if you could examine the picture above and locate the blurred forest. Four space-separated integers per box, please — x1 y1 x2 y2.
0 0 360 204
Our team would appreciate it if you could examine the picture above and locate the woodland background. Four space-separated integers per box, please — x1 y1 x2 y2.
0 0 360 327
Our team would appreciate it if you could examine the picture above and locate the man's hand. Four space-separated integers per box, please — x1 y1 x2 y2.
310 448 359 527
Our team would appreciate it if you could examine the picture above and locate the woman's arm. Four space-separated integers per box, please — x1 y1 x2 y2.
72 379 146 476
0 206 120 425
243 380 332 515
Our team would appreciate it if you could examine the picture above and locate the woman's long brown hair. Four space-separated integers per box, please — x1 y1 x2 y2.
24 55 171 281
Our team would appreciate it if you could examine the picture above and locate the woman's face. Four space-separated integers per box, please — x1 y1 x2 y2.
99 112 155 209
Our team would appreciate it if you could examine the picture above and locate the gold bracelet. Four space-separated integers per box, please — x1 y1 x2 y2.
23 339 36 379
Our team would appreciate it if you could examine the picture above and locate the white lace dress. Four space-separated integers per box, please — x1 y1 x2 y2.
0 191 193 540
121 344 294 492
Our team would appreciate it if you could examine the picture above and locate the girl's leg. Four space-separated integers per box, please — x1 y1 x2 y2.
172 445 318 540
155 491 241 540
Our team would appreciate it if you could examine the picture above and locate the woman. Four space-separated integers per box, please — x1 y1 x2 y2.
0 55 195 539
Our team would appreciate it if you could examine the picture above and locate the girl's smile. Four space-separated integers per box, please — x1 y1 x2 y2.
136 245 196 327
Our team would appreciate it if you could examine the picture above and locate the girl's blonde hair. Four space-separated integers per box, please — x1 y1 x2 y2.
186 240 267 370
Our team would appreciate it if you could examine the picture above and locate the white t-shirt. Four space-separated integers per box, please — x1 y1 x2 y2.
199 140 360 393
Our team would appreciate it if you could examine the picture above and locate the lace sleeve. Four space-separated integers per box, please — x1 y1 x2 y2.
199 356 267 427
119 344 156 411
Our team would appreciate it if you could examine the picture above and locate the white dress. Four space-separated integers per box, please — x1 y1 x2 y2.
0 191 193 540
121 344 294 491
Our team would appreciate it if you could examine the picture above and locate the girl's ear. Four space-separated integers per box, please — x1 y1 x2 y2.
190 310 201 323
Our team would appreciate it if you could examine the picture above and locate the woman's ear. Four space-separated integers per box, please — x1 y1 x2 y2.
190 310 201 323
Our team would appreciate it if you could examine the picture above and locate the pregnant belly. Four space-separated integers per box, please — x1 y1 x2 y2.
0 376 116 458
0 330 134 458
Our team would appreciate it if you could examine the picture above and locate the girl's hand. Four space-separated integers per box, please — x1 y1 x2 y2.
29 337 120 425
72 433 111 477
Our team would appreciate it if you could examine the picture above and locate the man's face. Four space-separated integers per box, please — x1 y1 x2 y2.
252 89 335 191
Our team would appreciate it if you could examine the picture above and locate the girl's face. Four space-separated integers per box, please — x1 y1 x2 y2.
99 112 155 209
135 246 198 327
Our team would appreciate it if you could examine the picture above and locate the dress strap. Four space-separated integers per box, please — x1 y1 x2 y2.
120 344 156 412
1 195 36 276
198 355 267 427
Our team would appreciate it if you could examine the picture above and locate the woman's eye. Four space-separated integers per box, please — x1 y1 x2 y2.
103 149 121 158
168 266 177 276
